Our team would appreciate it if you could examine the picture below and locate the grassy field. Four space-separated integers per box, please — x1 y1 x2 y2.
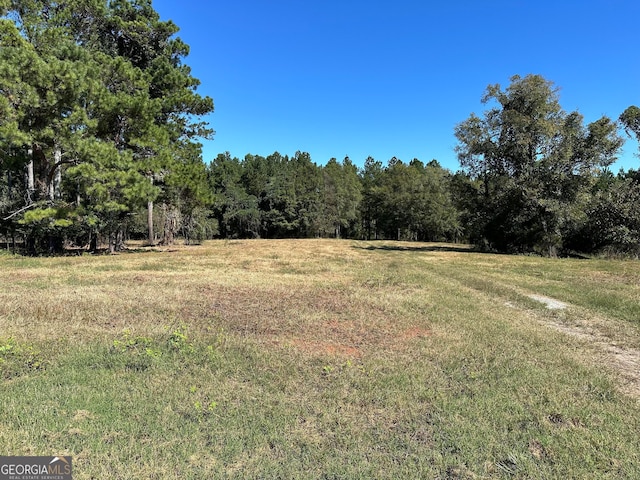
0 239 639 479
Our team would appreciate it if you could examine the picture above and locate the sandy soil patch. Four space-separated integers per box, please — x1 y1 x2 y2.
528 294 568 310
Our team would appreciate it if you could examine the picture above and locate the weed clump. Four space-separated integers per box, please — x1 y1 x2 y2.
107 325 222 371
110 329 162 371
0 337 45 379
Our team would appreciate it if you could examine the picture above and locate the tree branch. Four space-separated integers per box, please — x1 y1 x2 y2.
2 203 38 221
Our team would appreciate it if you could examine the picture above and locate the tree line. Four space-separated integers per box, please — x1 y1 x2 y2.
207 152 459 243
205 118 640 258
1 1 639 256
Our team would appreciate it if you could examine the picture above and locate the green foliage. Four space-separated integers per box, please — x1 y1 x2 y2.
111 329 161 370
20 207 72 227
619 105 640 147
577 173 640 256
1 3 635 258
110 325 204 371
0 0 213 253
208 151 330 239
262 151 324 238
187 385 218 422
321 156 362 238
181 206 219 244
167 324 194 354
360 156 385 239
359 157 460 241
455 74 624 255
209 152 261 238
0 337 45 378
207 151 463 243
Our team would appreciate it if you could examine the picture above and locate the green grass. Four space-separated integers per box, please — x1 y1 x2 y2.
1 240 639 478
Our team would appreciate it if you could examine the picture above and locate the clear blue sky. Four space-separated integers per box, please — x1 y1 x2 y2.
152 0 639 172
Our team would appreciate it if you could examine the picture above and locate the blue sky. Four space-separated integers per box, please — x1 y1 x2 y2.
152 0 639 171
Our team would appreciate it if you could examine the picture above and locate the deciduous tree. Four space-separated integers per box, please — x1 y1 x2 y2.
455 74 623 255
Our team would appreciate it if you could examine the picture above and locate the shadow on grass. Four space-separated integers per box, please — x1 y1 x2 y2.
352 243 481 254
354 243 594 259
0 241 203 257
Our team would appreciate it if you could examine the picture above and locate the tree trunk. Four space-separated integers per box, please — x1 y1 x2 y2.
89 232 97 253
50 146 62 200
147 175 155 245
117 229 124 251
109 229 125 253
109 232 115 254
147 200 155 245
161 204 180 245
26 147 35 203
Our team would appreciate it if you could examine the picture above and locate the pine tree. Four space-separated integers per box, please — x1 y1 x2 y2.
0 0 213 253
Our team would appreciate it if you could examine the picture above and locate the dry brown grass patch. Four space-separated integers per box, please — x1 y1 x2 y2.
287 339 363 358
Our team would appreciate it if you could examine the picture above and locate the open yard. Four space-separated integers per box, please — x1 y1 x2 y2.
1 239 639 478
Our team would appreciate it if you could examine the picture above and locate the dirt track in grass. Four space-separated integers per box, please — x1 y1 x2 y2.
539 312 640 398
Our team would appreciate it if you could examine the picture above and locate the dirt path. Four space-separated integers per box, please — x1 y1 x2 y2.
544 317 640 398
526 295 640 398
